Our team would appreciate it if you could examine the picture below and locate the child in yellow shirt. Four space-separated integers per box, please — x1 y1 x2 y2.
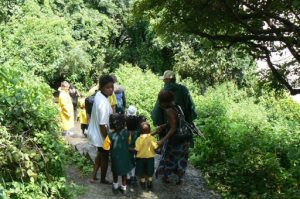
78 98 88 137
135 122 158 189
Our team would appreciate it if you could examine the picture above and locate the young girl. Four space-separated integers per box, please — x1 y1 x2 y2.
135 122 158 189
103 113 132 195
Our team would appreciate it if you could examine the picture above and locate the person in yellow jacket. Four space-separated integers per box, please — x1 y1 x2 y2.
58 81 74 134
78 97 88 137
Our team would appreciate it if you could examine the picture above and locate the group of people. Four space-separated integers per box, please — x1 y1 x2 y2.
58 70 197 195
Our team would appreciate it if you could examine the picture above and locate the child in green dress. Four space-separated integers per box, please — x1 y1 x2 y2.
135 122 158 189
103 113 132 195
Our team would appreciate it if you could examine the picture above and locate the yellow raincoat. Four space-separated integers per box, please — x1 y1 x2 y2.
58 90 74 131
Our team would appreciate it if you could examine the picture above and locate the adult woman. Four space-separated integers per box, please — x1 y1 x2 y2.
58 81 74 134
155 90 191 185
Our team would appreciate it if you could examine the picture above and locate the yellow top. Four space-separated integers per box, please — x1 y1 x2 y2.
79 109 88 124
58 90 74 131
102 134 131 151
108 93 117 106
135 134 158 158
102 136 111 150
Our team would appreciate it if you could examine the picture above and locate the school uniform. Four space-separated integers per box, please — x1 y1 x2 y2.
103 129 133 176
135 134 158 177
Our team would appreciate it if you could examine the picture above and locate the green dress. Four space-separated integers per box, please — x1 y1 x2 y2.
109 129 132 175
128 129 141 167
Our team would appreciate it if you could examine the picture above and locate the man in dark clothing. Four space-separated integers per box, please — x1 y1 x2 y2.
112 75 126 114
151 70 197 126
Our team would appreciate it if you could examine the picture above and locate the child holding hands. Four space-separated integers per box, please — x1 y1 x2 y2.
103 113 132 195
135 122 159 189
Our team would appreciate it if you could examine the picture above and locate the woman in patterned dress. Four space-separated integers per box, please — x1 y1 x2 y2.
154 90 191 185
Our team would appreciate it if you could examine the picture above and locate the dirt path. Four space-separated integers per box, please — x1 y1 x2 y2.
65 123 221 199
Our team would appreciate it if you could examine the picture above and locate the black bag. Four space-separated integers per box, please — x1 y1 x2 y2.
85 92 96 116
170 106 200 144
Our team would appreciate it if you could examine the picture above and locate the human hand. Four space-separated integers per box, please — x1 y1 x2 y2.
157 140 164 146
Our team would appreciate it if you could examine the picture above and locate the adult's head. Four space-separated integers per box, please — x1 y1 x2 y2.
127 105 137 116
158 90 175 109
61 81 70 91
160 70 176 84
111 74 118 83
99 75 115 97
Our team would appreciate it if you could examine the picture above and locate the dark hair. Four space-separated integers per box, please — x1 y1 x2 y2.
138 115 147 124
170 78 176 83
158 90 175 103
126 115 139 131
99 75 115 89
109 113 125 131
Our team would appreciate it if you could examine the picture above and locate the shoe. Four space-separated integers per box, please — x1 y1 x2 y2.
147 181 153 189
68 131 74 136
118 187 130 197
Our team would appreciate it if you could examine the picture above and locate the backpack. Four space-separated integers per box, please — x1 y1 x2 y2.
169 105 201 144
85 92 96 116
115 92 124 113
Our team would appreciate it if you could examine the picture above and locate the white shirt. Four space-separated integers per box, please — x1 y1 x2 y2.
88 91 113 147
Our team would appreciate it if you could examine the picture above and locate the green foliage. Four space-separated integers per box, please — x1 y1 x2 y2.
135 0 300 95
191 82 300 199
0 65 71 198
174 41 257 92
114 63 163 122
65 147 93 176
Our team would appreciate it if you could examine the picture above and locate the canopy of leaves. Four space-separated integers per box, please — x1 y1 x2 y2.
135 0 300 94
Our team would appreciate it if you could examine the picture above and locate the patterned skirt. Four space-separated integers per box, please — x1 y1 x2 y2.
155 141 190 178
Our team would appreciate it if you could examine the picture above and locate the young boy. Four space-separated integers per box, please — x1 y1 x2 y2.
78 97 88 137
135 122 158 189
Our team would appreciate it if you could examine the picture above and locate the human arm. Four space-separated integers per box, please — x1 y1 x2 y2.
151 124 167 136
122 91 126 109
157 108 177 146
100 125 108 138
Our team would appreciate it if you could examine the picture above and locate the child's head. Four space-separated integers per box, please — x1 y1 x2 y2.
126 115 139 131
138 115 147 125
140 122 151 134
109 113 125 131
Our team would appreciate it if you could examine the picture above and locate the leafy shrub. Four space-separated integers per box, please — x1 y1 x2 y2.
114 63 163 122
0 65 71 198
191 83 300 199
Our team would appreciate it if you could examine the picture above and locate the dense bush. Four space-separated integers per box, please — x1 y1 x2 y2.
114 63 163 121
0 65 70 198
191 83 300 199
